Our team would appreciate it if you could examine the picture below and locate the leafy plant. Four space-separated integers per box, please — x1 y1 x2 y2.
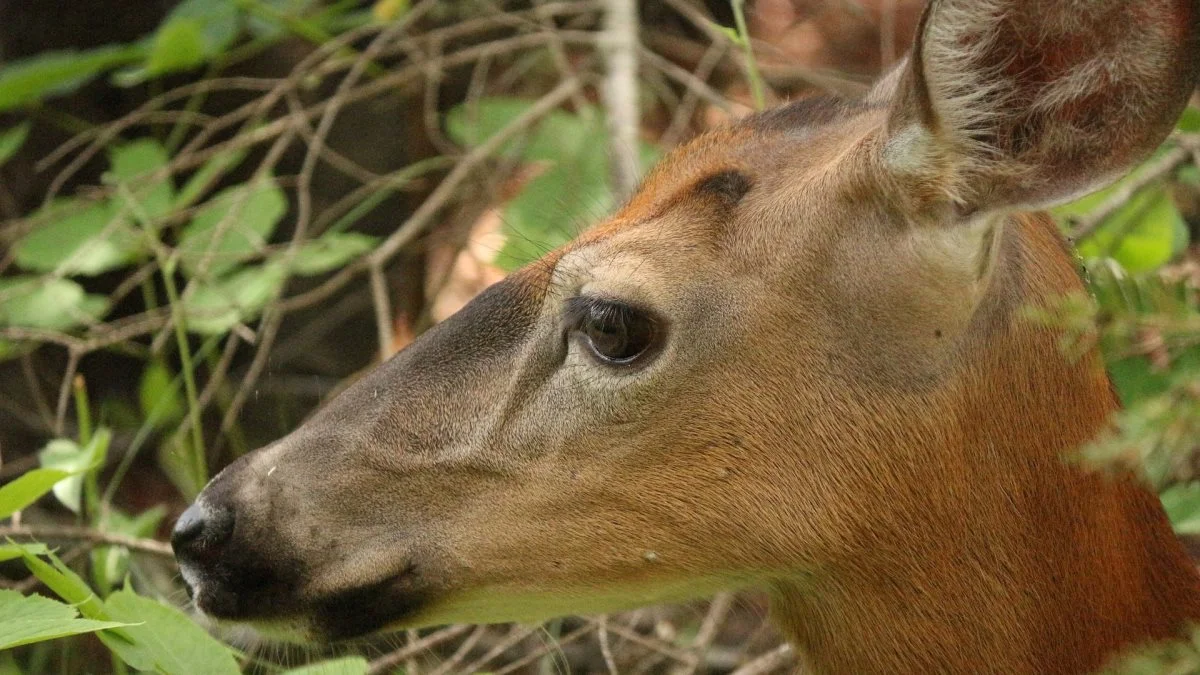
445 98 660 270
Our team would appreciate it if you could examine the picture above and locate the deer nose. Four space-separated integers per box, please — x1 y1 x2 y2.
171 502 235 561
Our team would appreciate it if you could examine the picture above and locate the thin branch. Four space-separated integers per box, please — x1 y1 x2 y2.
670 592 735 675
602 0 642 201
0 524 174 557
370 263 395 360
598 616 621 675
279 75 586 314
1068 138 1196 241
730 644 797 675
365 624 475 675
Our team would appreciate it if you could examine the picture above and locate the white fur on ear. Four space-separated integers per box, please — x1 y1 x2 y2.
882 124 937 174
884 0 1199 211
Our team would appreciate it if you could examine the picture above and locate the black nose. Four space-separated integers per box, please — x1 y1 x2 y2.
171 502 235 561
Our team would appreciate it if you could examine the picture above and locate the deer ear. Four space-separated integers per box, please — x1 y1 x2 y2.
883 0 1200 211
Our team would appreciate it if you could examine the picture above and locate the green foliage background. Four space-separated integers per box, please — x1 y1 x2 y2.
0 1 1198 673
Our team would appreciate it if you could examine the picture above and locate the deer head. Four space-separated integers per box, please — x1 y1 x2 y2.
174 1 1200 671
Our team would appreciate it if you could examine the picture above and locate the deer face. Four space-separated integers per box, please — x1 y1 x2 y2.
173 0 1199 645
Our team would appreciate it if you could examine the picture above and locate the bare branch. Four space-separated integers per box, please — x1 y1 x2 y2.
730 644 798 675
602 0 642 201
0 524 174 557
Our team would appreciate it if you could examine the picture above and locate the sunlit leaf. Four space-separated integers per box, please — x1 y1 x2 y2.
178 178 288 277
114 0 239 85
0 122 30 167
0 44 144 112
0 277 107 330
139 360 185 429
1162 483 1200 535
19 549 107 619
0 590 129 650
147 19 208 74
37 430 111 514
91 506 168 595
100 588 241 675
445 99 659 270
14 199 141 275
0 469 69 520
109 138 174 220
183 261 287 334
1176 106 1200 133
287 232 378 275
372 0 409 22
1075 187 1187 273
0 543 48 564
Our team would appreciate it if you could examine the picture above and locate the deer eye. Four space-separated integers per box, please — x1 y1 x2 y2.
567 297 660 366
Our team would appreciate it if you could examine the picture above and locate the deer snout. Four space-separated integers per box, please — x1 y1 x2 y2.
171 501 235 563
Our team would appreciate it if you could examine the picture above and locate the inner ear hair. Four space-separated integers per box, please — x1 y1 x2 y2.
886 0 1200 212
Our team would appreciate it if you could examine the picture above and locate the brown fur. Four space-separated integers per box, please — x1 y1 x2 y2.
174 0 1200 671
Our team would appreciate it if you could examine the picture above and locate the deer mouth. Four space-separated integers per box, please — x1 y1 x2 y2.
304 563 429 641
179 542 428 642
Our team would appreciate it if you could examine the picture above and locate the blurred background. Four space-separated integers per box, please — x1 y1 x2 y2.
0 1 1197 673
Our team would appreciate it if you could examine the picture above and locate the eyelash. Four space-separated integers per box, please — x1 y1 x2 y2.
564 296 661 366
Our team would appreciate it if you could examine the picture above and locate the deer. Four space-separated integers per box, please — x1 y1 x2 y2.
171 0 1200 672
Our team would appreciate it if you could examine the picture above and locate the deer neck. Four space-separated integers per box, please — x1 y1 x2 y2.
771 216 1200 674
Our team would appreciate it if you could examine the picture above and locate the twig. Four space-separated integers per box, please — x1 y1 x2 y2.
639 48 734 115
670 592 735 675
53 349 81 437
661 39 728 147
602 0 642 201
0 524 174 557
491 623 597 675
730 644 797 675
365 624 474 675
370 263 395 360
1067 140 1195 241
456 624 542 673
426 625 488 675
279 75 586 314
598 616 621 675
729 0 765 109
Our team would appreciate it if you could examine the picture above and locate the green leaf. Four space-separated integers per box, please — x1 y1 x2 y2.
100 588 241 675
444 99 659 270
139 360 185 429
282 657 370 675
0 122 30 167
91 506 167 594
0 44 144 112
147 19 209 74
19 549 107 619
0 469 70 520
0 589 129 650
166 0 240 58
1161 484 1200 535
37 430 110 514
288 232 378 275
114 0 240 85
1070 186 1188 273
0 277 107 330
178 179 288 277
183 262 287 334
14 199 142 275
0 543 48 563
109 138 174 220
1177 106 1200 133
